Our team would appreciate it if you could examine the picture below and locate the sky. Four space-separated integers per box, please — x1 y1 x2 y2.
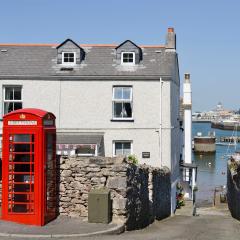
0 0 240 112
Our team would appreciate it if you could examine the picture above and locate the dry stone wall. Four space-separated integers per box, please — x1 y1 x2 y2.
58 156 171 230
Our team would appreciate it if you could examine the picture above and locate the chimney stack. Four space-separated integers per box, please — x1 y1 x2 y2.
166 27 176 49
183 73 192 164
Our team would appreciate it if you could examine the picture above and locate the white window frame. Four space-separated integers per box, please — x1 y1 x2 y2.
62 52 76 65
112 86 133 120
112 140 133 157
121 52 135 65
3 85 23 115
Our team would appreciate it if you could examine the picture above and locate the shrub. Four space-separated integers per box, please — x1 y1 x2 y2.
128 155 138 165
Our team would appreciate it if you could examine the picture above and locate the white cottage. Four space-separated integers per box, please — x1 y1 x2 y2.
0 28 181 212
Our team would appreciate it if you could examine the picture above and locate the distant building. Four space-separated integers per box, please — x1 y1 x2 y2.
192 102 235 122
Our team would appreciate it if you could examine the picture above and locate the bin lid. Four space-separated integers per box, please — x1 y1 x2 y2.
89 188 110 195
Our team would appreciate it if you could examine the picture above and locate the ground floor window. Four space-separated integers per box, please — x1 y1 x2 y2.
76 144 97 156
113 141 132 156
56 144 97 156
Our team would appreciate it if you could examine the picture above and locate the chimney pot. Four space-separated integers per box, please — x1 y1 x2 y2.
166 28 176 49
184 73 191 83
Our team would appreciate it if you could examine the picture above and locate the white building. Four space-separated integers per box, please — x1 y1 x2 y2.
0 28 181 212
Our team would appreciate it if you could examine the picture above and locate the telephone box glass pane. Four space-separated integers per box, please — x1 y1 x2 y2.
8 183 34 192
10 154 33 162
9 204 34 213
13 144 31 152
13 135 32 142
11 164 34 173
9 193 34 203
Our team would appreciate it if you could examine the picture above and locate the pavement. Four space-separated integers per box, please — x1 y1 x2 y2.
0 201 239 240
0 216 125 238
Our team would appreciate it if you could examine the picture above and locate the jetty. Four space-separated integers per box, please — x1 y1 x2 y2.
219 136 240 143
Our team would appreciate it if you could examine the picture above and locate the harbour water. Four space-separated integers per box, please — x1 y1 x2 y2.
193 122 237 206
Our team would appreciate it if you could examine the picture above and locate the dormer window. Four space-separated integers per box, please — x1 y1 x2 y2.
62 52 76 65
57 39 84 65
121 52 135 65
116 40 142 65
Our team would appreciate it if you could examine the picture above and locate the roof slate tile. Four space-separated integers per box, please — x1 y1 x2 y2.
0 45 175 77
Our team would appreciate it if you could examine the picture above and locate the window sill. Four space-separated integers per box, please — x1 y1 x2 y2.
61 63 76 66
120 63 136 66
111 118 134 122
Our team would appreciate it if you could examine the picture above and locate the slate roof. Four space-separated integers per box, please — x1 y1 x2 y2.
0 43 176 78
57 133 103 144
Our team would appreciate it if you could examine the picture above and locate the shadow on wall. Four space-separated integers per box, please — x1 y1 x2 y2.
126 165 149 230
227 165 240 220
126 165 171 231
152 167 171 221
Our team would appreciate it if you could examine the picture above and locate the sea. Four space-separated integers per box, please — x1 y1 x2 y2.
193 122 237 206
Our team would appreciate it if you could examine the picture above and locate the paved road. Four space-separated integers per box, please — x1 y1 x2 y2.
0 207 239 240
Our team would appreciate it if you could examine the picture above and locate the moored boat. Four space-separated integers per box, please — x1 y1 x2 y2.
211 119 240 131
194 132 216 154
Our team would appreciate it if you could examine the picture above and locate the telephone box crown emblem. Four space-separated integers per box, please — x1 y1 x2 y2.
19 114 26 119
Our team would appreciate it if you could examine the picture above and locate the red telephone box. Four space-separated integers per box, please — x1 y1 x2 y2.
2 108 57 226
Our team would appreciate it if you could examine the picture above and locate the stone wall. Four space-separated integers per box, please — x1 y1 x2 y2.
58 156 171 230
151 167 171 220
227 160 240 220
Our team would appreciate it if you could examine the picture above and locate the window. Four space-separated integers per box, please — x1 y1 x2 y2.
76 144 97 156
3 86 22 114
112 86 133 119
62 52 76 64
113 141 132 156
121 52 135 65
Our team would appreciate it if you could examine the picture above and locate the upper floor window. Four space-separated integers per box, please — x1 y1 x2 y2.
112 86 132 119
3 86 22 114
62 52 76 64
121 52 135 65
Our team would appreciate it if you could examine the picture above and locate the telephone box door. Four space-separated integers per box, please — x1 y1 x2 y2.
2 129 41 225
44 130 57 223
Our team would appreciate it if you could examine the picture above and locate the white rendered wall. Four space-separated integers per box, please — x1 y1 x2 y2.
0 77 180 212
0 79 163 168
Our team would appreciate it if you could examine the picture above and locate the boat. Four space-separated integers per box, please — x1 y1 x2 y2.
211 119 240 131
193 132 216 154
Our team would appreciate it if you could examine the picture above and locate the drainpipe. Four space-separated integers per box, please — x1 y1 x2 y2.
159 77 163 167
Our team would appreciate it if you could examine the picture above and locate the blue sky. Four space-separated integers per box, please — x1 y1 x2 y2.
1 0 240 111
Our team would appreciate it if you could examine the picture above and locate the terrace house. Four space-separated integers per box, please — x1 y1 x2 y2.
0 28 181 212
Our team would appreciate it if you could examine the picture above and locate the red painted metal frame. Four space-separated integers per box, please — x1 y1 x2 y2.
2 108 56 226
